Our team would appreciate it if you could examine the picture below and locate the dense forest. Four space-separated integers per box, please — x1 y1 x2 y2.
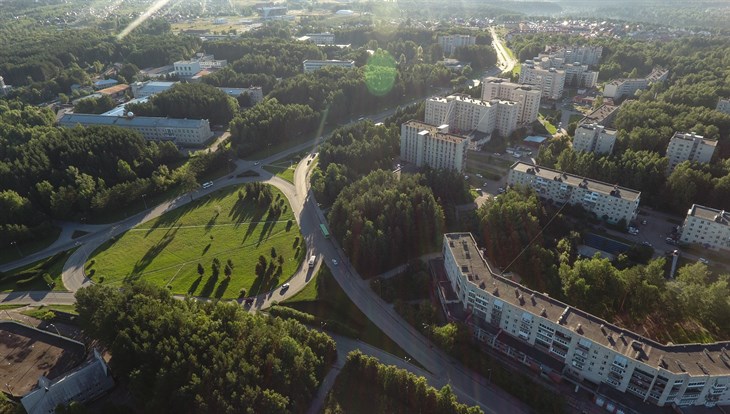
328 170 444 276
125 83 239 125
75 282 337 414
323 351 483 414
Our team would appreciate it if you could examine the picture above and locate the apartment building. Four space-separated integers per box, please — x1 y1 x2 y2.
543 45 603 67
680 205 730 251
441 232 730 410
603 67 668 100
519 63 566 100
425 94 519 138
481 77 541 124
59 113 213 147
302 59 355 73
437 34 476 55
400 121 467 172
578 104 619 128
174 54 227 79
665 132 717 173
563 62 599 88
573 123 617 155
717 98 730 115
507 162 640 224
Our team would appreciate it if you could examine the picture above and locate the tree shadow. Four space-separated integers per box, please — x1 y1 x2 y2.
188 276 203 294
256 210 280 245
205 214 218 232
199 273 219 297
127 224 179 282
214 277 230 298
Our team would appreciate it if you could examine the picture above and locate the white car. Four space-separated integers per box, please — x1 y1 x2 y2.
281 283 290 291
699 258 710 265
253 161 260 166
332 259 338 266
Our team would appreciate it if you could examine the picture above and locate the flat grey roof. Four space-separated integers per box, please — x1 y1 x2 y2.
404 120 466 144
59 113 208 128
688 204 729 225
510 162 641 201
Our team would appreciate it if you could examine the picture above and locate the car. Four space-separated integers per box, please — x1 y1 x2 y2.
699 258 710 265
641 241 652 247
641 219 647 225
665 237 676 244
332 259 338 266
493 152 501 156
498 187 505 193
464 175 469 180
253 161 260 166
476 173 483 178
475 188 482 193
281 283 290 291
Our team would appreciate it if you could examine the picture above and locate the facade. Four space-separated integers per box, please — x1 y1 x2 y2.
603 67 668 100
425 94 519 138
442 232 730 410
174 54 227 79
437 34 476 55
717 98 730 115
573 123 617 155
665 131 717 173
0 76 10 96
519 63 566 100
563 62 598 88
218 86 264 103
59 113 213 147
297 33 335 45
400 121 467 172
680 205 730 251
21 350 114 414
481 77 541 124
259 6 287 19
302 59 355 73
548 45 603 66
507 162 640 224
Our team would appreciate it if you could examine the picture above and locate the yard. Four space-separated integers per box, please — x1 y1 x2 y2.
86 184 305 299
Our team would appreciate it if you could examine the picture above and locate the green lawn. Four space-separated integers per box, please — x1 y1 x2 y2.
0 226 61 266
0 249 75 292
263 161 297 183
87 184 305 299
283 267 414 360
21 304 78 319
539 114 558 135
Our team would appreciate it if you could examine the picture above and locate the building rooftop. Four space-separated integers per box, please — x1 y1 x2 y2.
430 94 516 108
445 233 730 377
404 120 466 144
670 132 717 147
59 113 208 128
510 162 641 202
687 204 729 225
100 97 149 117
303 59 355 64
579 104 618 126
97 84 129 95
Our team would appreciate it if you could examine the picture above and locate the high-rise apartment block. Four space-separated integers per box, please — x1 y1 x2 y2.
573 123 617 155
481 77 541 124
441 232 730 411
665 132 717 173
437 34 476 55
542 45 603 67
680 205 730 251
425 95 519 138
519 63 566 100
400 121 467 172
507 162 640 224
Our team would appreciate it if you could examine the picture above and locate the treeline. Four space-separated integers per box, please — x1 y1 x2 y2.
74 95 116 114
328 170 444 276
75 282 337 414
323 350 483 414
125 83 239 125
204 38 325 78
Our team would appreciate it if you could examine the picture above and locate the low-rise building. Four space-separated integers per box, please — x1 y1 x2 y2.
507 162 640 224
297 32 335 45
174 54 227 79
437 34 476 55
93 79 119 90
603 67 668 100
21 350 114 414
0 76 11 96
97 84 129 99
131 81 264 104
665 131 717 173
578 104 619 127
680 205 730 251
519 62 566 100
400 121 467 172
302 59 355 73
59 113 213 147
441 232 730 410
481 77 541 124
716 98 730 115
573 123 617 155
425 94 519 138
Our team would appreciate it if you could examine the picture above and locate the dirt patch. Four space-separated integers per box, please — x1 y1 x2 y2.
0 322 85 397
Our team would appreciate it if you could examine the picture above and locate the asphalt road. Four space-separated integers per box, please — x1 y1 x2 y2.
490 27 517 74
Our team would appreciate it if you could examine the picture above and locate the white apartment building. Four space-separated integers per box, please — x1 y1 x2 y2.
425 94 519 138
563 62 598 88
302 59 355 73
59 113 213 147
558 45 603 66
174 54 227 78
519 63 566 100
507 162 640 224
603 67 668 100
297 32 335 45
665 132 717 173
573 123 617 155
717 98 730 115
400 121 467 172
680 205 730 251
481 77 541 124
442 232 730 410
437 34 476 55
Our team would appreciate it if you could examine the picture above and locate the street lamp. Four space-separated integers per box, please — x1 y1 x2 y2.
10 241 22 257
47 323 61 336
141 193 148 209
487 369 492 382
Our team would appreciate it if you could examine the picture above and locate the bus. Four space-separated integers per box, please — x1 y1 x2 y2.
320 223 330 239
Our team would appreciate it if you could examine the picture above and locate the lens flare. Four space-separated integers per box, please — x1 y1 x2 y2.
364 50 397 97
117 0 173 40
